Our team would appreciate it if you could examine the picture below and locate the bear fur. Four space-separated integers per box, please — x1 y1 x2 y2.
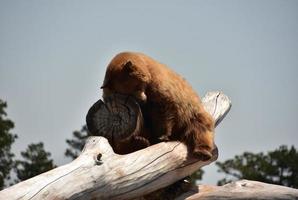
101 52 214 160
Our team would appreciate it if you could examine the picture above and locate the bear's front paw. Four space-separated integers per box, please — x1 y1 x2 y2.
133 136 150 149
158 135 170 142
193 145 213 161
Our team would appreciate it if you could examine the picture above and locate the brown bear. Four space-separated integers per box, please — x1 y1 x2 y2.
101 52 214 160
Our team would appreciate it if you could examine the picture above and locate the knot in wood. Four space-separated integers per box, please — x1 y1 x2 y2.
96 153 102 161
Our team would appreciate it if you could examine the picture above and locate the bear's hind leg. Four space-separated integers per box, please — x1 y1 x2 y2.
186 119 214 161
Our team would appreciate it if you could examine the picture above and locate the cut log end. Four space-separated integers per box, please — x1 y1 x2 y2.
86 93 143 143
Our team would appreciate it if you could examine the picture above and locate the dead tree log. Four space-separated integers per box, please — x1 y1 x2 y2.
0 91 296 199
176 180 298 200
86 94 144 143
0 91 230 199
86 93 149 154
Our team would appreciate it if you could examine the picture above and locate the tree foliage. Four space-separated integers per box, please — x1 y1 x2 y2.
14 142 56 182
65 125 89 160
189 169 204 184
0 99 17 189
216 145 298 188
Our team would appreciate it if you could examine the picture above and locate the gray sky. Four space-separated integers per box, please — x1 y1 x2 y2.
0 0 297 184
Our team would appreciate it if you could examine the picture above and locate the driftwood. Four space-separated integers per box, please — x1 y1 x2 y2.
177 180 298 200
1 91 297 199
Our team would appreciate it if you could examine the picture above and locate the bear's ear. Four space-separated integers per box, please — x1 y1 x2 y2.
122 60 136 74
101 75 110 89
122 60 150 83
100 82 107 89
100 80 108 89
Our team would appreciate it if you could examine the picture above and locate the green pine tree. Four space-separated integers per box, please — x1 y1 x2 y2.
65 125 89 160
14 142 56 182
216 145 298 188
189 169 204 184
0 99 17 189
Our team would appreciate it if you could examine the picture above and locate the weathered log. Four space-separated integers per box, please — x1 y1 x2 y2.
86 93 151 155
176 180 298 200
86 93 144 142
0 91 231 200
